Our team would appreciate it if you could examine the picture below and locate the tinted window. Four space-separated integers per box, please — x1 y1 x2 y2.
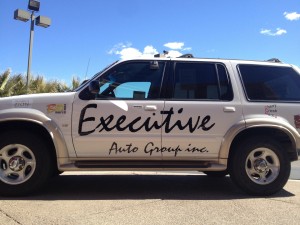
85 61 165 100
239 65 300 101
173 62 233 100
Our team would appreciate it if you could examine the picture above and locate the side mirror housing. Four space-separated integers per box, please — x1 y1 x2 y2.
89 80 100 94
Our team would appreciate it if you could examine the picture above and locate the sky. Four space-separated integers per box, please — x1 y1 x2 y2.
0 0 299 84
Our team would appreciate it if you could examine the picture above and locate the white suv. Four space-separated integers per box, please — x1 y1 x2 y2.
0 55 300 196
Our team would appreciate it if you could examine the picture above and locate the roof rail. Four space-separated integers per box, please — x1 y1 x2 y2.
154 52 194 58
267 58 282 63
154 50 169 58
178 54 194 58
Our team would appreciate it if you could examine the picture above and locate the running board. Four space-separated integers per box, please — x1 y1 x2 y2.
74 160 211 169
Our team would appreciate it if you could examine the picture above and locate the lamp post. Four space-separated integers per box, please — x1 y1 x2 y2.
14 0 51 93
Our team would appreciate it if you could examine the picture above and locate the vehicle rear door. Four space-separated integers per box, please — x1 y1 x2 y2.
161 60 243 160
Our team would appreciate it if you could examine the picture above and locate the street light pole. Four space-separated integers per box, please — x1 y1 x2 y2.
26 11 35 92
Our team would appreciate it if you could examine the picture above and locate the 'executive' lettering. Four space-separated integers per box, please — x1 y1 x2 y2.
78 104 215 136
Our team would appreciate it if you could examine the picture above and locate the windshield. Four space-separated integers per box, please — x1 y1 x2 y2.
73 60 119 92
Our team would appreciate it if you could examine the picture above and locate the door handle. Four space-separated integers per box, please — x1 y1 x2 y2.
223 106 236 112
144 105 157 111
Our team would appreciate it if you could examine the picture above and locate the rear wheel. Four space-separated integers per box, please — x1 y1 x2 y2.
0 131 53 196
229 136 290 196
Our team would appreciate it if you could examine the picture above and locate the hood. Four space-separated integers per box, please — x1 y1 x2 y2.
0 92 76 112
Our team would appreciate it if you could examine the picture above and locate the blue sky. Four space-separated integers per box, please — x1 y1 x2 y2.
1 0 299 84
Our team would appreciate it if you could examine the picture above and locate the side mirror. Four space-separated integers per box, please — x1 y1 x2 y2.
89 80 100 94
80 79 89 86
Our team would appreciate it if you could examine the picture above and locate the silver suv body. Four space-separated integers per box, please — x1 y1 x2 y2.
0 56 299 196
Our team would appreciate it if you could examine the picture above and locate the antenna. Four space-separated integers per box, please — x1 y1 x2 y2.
85 58 90 80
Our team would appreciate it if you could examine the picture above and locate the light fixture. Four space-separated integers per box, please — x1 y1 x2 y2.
14 9 30 22
28 0 40 12
35 16 51 28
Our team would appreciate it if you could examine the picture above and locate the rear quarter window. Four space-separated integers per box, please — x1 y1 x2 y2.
238 64 300 102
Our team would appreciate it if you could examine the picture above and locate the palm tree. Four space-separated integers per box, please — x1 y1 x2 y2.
0 70 79 97
72 76 80 90
0 69 11 97
0 69 27 97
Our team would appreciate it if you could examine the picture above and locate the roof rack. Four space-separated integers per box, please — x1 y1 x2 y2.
154 51 194 58
267 58 282 63
178 54 194 58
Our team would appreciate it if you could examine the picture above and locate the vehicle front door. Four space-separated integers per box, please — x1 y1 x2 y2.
72 60 166 159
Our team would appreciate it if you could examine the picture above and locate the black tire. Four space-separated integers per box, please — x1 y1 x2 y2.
52 167 63 177
203 170 228 178
0 131 53 196
229 136 291 196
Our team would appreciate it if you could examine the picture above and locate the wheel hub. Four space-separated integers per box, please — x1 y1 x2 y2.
254 158 268 173
9 156 26 172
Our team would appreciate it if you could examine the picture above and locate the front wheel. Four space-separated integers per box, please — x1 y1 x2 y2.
0 131 53 196
229 137 291 196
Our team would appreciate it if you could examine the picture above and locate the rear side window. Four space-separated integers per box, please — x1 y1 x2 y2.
239 65 300 101
173 62 233 100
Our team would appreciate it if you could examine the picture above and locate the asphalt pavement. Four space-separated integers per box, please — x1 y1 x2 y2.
0 162 300 225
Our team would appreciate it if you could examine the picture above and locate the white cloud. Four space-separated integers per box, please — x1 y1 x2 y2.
206 49 216 53
166 50 182 58
117 47 142 60
109 42 191 59
284 12 300 21
183 47 192 51
164 42 185 50
108 42 132 55
260 28 287 36
143 45 159 56
108 44 159 60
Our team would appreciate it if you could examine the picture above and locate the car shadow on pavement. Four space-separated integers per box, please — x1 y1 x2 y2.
0 174 294 200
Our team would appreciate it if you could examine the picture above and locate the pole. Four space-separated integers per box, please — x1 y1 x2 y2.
26 11 35 93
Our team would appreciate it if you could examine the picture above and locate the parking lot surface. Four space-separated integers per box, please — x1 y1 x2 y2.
0 162 300 225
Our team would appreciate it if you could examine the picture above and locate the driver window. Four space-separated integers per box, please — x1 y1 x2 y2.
96 61 164 100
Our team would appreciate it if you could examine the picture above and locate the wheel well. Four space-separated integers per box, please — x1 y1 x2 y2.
229 127 297 161
0 121 58 170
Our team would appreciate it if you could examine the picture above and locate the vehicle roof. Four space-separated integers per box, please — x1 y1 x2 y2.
118 56 291 67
